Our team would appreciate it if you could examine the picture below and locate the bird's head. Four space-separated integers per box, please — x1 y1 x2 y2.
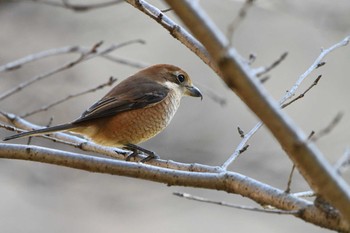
150 64 203 100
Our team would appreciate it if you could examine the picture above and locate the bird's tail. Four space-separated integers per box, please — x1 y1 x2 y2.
3 123 76 141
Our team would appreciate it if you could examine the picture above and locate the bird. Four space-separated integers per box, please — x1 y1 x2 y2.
3 64 203 162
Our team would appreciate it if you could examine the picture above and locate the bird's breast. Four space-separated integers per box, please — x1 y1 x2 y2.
76 89 183 147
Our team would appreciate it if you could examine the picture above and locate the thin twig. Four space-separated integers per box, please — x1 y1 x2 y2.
285 165 296 193
196 84 227 106
221 36 350 170
334 148 350 175
102 55 148 69
280 36 350 105
21 77 117 118
254 52 288 77
0 44 146 73
227 0 255 46
281 75 322 108
293 191 315 198
174 192 300 215
0 40 144 101
27 0 124 12
310 112 344 142
0 45 81 72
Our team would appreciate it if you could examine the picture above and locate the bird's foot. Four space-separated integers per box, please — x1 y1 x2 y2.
123 144 160 162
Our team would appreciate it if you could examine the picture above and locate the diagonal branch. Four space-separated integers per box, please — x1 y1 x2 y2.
164 0 350 225
124 0 220 76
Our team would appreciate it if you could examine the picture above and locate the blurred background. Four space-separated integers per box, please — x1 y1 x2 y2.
1 0 350 232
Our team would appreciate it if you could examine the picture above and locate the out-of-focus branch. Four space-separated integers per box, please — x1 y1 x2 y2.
0 142 348 232
25 0 123 12
0 40 144 101
253 52 288 77
309 112 343 142
334 148 350 175
0 43 145 73
227 0 255 45
21 77 117 118
164 0 350 226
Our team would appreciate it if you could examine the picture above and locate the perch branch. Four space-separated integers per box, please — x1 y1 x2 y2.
0 143 348 231
0 111 222 173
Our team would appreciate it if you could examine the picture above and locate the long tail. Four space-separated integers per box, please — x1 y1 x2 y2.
3 123 76 141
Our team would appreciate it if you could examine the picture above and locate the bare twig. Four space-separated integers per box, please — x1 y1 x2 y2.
0 45 81 72
293 191 315 198
334 148 350 175
280 36 350 104
21 77 117 118
196 84 227 106
0 40 143 101
102 55 148 69
281 75 322 108
227 0 255 45
26 0 123 12
0 44 146 73
310 112 343 142
254 52 288 77
174 192 300 215
222 35 349 169
285 165 296 193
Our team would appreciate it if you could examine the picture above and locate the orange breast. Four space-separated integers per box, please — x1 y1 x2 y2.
72 90 182 147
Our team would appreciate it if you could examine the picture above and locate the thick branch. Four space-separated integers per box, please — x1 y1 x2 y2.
164 0 350 225
0 143 348 232
124 0 220 76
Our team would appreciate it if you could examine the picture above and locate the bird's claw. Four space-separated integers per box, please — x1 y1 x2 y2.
123 144 160 163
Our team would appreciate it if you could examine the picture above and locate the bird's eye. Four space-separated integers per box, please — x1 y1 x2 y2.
177 74 186 83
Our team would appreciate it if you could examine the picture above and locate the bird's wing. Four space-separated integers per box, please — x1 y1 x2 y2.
73 79 169 124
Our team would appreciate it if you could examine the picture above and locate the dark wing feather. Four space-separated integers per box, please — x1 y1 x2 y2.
73 79 169 124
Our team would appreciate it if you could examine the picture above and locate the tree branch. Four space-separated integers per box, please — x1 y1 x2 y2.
124 0 220 76
0 43 145 73
174 192 300 215
25 0 124 12
0 143 348 231
164 0 350 225
0 40 144 101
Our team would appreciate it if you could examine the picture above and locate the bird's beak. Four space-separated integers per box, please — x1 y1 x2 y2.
185 85 203 100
